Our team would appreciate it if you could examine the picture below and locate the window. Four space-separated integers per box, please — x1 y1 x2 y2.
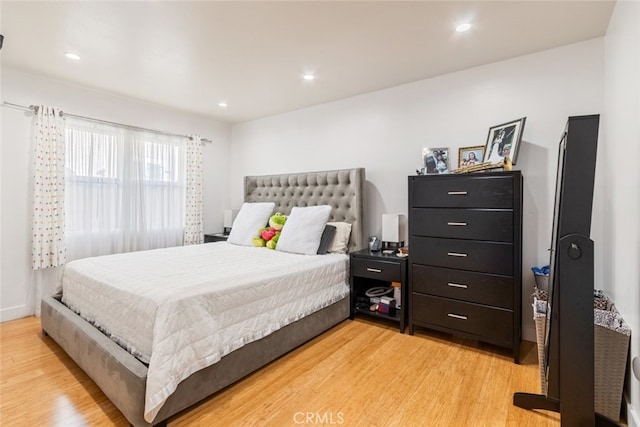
64 118 185 260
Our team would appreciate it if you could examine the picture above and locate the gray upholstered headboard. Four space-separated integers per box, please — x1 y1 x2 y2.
244 168 366 252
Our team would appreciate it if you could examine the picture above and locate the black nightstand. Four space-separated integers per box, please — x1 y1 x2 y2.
204 233 229 243
350 249 408 333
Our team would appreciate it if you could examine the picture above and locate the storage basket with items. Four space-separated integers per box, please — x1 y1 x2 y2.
532 280 631 421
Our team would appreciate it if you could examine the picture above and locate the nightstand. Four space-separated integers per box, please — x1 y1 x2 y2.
204 233 229 243
350 249 408 333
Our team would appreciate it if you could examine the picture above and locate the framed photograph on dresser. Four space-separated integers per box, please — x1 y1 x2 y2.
458 145 485 168
483 117 526 165
422 147 449 174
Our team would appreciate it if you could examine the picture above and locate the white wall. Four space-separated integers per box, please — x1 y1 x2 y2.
230 39 605 342
0 68 232 321
602 1 640 424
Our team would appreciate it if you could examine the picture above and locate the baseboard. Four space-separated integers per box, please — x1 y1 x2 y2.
0 304 33 322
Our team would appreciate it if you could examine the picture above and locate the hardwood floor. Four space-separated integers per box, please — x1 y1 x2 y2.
0 316 559 426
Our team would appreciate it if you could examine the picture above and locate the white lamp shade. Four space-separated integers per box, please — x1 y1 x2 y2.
382 214 399 242
382 214 406 243
224 209 239 228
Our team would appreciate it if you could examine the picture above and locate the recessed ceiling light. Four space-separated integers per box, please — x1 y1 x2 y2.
303 74 315 81
218 102 228 108
64 52 81 60
456 23 471 33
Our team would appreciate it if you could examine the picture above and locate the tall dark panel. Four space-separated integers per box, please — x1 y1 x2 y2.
513 115 615 426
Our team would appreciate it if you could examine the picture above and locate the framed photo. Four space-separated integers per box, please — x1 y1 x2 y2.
422 147 449 174
483 117 526 165
458 145 485 168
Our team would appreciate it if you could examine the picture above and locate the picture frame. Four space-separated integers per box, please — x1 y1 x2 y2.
483 117 526 165
458 145 485 168
422 147 449 174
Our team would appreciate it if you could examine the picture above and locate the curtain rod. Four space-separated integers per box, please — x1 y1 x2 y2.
2 101 213 144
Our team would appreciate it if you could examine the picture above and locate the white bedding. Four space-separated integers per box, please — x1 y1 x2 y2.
61 242 349 422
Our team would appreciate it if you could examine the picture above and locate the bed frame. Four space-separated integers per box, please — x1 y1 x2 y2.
41 168 365 426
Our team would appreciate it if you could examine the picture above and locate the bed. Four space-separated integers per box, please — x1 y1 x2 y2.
41 167 365 427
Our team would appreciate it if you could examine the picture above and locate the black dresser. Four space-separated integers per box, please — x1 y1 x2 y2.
408 171 523 363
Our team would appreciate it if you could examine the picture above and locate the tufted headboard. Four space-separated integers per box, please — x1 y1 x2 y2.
244 168 366 252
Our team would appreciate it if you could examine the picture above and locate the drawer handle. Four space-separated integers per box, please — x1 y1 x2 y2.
447 282 468 289
447 252 468 257
447 191 468 195
366 268 382 273
447 222 467 226
447 313 468 320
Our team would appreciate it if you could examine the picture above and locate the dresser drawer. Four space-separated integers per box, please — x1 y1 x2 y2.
409 175 514 209
351 258 400 282
411 265 513 308
410 208 513 242
410 236 513 276
412 294 513 344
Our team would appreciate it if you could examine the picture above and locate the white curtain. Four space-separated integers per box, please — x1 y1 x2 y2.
183 134 204 245
64 118 186 261
30 105 66 316
31 105 66 269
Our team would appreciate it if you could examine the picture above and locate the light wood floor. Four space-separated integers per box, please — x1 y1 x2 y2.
0 316 560 426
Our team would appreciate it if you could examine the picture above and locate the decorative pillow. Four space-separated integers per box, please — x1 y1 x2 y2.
317 225 337 255
276 205 332 255
226 202 275 246
327 221 352 254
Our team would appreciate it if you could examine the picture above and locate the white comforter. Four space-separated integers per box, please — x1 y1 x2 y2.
61 242 349 422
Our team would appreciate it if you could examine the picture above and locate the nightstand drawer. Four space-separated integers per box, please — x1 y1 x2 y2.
409 175 514 209
412 294 513 344
410 236 513 276
410 208 513 242
351 258 400 282
411 265 513 309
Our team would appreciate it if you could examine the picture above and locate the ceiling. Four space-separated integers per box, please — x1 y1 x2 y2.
1 1 615 124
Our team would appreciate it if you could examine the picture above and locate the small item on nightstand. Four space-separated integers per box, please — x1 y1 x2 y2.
378 296 396 314
396 247 408 257
391 282 402 308
368 236 381 252
365 287 393 298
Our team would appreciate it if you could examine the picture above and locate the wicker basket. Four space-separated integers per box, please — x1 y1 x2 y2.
533 298 549 395
534 274 549 292
533 291 630 421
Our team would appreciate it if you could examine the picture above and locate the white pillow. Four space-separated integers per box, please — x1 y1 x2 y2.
276 205 332 255
327 221 352 254
226 202 275 246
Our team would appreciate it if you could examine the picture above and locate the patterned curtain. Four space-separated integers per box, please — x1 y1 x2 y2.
31 105 66 269
183 134 204 245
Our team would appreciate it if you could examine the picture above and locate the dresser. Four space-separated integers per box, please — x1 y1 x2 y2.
408 171 522 363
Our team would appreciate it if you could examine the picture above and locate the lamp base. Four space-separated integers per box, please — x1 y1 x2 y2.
382 241 404 250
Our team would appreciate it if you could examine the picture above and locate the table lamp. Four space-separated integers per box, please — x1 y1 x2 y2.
381 213 406 249
223 209 238 235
